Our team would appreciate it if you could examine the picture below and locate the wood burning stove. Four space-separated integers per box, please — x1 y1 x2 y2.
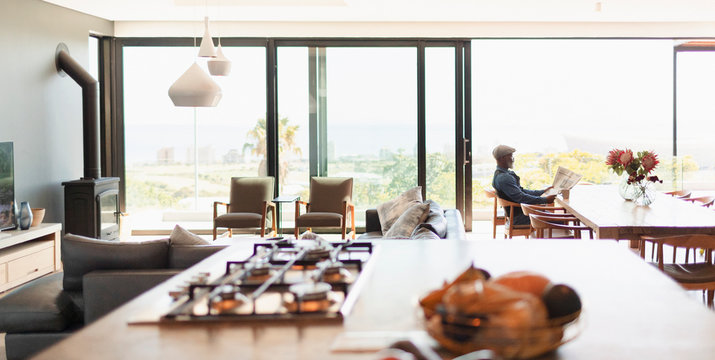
62 178 120 240
56 44 121 240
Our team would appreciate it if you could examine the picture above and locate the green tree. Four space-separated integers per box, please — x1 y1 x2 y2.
243 117 302 185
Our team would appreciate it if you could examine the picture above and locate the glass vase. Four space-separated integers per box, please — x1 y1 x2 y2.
633 181 656 206
618 178 638 201
18 201 33 230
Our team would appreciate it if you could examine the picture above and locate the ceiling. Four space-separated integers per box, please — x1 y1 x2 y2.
42 0 715 23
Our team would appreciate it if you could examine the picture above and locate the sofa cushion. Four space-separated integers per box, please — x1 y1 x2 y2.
168 245 227 269
384 202 430 239
5 329 78 360
410 227 443 240
377 186 422 234
0 272 77 333
61 234 170 291
170 224 211 245
83 270 181 324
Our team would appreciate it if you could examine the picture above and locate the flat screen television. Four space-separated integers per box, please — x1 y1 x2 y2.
0 142 16 231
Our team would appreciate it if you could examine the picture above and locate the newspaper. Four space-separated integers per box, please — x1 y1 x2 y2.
544 166 582 196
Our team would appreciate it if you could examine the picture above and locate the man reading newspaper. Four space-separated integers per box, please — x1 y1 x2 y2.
492 145 556 226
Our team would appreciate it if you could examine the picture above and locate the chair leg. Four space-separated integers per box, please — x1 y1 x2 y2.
228 229 233 238
294 226 299 239
708 290 714 308
213 226 217 240
492 223 496 239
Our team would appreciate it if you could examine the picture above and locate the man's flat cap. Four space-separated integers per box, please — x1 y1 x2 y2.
492 144 516 160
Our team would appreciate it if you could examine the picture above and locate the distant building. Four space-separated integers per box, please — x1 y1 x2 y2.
156 147 174 164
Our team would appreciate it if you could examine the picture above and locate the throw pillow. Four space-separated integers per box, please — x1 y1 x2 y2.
416 200 448 238
384 202 430 239
410 226 442 240
61 234 169 291
170 224 211 245
377 186 423 234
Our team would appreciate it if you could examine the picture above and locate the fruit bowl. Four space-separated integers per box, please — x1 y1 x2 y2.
418 266 584 359
423 307 583 359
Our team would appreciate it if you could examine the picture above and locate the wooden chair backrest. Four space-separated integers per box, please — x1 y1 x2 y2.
649 234 715 270
665 189 692 199
688 196 715 208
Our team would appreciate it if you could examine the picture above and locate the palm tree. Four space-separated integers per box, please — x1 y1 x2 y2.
243 117 301 185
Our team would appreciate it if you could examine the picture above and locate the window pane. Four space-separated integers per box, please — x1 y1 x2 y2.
277 47 418 228
325 47 417 224
426 47 456 207
676 51 715 193
123 46 266 231
471 39 673 223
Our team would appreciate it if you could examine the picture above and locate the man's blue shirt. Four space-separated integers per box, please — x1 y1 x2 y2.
492 166 547 205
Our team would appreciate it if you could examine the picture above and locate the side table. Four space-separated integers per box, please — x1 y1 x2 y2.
272 195 300 236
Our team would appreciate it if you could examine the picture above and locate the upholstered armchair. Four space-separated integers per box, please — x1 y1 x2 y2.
213 177 276 239
294 177 355 239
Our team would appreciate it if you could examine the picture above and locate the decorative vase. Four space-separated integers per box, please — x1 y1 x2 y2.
30 208 46 227
18 201 33 230
633 181 656 206
618 178 638 201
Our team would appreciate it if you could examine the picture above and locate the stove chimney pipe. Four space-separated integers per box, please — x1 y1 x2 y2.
55 43 101 180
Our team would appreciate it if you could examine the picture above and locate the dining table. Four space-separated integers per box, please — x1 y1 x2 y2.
32 238 715 360
556 185 715 241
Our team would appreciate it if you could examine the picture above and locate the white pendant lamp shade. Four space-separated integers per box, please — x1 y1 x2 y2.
208 44 232 76
198 16 216 57
168 62 222 107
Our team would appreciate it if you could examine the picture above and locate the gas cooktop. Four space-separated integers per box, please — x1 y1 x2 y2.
161 238 375 323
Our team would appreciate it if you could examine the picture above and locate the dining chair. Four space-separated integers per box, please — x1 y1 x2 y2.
528 214 593 239
496 197 531 239
647 234 715 308
294 177 355 239
484 189 506 239
685 196 715 208
664 189 692 199
213 177 277 239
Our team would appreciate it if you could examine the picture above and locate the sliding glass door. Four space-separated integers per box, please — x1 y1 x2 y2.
122 44 266 230
276 46 418 227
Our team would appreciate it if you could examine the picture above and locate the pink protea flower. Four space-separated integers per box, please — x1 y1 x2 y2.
618 149 634 166
641 151 659 174
606 149 621 166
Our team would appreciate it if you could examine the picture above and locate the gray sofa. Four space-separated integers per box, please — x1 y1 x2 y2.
359 202 466 241
0 234 226 360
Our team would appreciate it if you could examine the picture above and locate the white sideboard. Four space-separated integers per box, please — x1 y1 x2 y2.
0 223 62 293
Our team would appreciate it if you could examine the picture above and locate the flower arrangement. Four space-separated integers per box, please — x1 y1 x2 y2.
605 149 663 185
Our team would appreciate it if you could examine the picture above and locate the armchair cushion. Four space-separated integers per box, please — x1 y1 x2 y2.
61 234 169 291
384 202 430 239
213 213 262 228
170 225 210 245
228 177 274 213
308 177 353 214
296 212 343 227
377 186 422 235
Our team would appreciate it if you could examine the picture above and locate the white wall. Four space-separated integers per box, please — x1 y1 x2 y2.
115 20 715 38
0 0 112 225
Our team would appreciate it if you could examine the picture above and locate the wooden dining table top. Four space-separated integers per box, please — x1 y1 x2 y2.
556 185 715 240
32 239 715 360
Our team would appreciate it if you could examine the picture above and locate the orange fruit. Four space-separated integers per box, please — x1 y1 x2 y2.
491 271 553 298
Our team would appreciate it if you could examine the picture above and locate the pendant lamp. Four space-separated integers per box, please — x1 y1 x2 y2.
208 42 232 76
168 62 222 107
198 17 217 58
